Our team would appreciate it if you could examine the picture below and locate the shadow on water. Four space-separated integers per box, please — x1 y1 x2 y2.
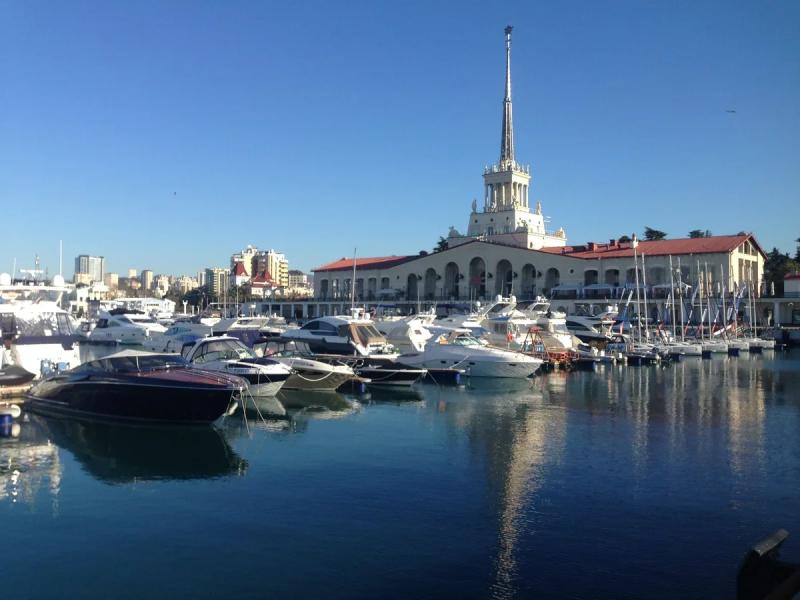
31 414 247 483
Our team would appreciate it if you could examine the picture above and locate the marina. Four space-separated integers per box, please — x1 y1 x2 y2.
2 5 799 597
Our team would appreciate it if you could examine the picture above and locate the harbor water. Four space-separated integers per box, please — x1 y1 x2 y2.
2 350 799 598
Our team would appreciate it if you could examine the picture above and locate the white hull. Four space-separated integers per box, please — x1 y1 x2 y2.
248 380 286 398
400 350 541 378
701 341 729 354
284 370 354 392
6 343 81 379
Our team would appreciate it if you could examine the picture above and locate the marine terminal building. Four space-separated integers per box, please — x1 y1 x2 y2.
306 27 766 320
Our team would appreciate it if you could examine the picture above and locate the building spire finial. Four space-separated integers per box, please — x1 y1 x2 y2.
500 25 514 164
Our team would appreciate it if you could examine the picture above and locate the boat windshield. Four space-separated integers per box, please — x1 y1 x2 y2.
192 339 255 363
83 354 188 372
0 311 74 337
451 335 481 346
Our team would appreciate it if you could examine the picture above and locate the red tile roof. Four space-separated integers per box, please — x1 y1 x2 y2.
251 272 276 287
232 262 247 276
313 255 414 273
539 234 763 260
785 272 800 280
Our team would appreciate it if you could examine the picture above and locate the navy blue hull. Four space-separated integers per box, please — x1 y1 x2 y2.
26 378 237 424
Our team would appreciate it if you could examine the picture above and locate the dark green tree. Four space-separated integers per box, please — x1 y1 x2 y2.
618 235 632 243
763 248 800 296
435 236 449 252
795 237 800 262
643 227 667 241
688 229 712 238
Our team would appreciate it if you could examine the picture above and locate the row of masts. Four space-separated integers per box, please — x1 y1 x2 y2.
627 241 761 343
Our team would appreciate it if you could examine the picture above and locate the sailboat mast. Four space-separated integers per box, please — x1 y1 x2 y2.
677 257 685 341
641 253 649 340
632 235 642 342
720 264 727 339
696 260 702 340
669 255 677 339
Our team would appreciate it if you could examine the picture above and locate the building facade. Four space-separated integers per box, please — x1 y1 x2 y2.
311 27 767 319
253 250 289 288
141 269 154 291
74 255 105 283
205 267 229 296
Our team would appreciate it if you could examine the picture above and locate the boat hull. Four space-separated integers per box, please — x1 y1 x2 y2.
26 376 240 424
283 370 355 392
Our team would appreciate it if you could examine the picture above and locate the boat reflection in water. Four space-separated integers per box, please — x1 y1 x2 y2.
34 415 247 483
279 390 361 421
0 415 62 506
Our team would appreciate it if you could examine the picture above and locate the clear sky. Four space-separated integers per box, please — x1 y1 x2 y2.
2 0 798 278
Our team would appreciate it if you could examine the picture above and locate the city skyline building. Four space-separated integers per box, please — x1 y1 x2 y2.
74 254 105 283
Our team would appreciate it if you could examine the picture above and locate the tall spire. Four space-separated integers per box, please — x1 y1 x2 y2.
500 25 514 164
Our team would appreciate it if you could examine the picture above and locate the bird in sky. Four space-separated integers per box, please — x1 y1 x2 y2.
726 109 737 113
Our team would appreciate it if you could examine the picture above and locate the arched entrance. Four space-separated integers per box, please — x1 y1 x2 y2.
469 257 486 299
424 268 437 299
495 259 513 296
521 264 536 299
584 269 598 286
444 262 460 299
406 273 419 301
544 268 560 294
604 269 620 286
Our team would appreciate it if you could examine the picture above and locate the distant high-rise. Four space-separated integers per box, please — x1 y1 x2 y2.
205 268 228 296
253 250 289 287
127 268 137 279
141 269 154 290
74 255 105 283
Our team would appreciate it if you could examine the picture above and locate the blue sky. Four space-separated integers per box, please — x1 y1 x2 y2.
1 0 798 278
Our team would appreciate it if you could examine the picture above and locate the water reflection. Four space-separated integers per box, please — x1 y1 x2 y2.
417 379 567 598
37 416 247 483
0 415 62 506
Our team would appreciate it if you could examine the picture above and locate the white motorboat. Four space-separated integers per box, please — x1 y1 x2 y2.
88 308 166 345
143 320 213 353
0 282 81 378
280 313 427 386
564 315 614 345
180 336 291 398
398 330 542 378
280 312 398 358
252 339 358 392
372 315 435 353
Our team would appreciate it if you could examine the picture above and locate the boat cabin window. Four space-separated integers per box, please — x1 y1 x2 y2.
302 320 339 335
487 303 510 315
192 339 254 363
96 318 109 329
452 335 481 346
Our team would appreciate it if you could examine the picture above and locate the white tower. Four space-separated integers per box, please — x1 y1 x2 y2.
452 26 566 250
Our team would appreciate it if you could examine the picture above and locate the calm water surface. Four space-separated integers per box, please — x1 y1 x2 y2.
2 350 799 598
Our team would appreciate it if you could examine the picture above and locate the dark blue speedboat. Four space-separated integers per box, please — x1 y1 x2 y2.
26 350 244 423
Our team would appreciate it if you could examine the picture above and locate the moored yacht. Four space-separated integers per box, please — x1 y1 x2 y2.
280 313 427 386
180 336 291 398
0 283 81 378
398 330 542 378
88 308 166 345
25 350 242 423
